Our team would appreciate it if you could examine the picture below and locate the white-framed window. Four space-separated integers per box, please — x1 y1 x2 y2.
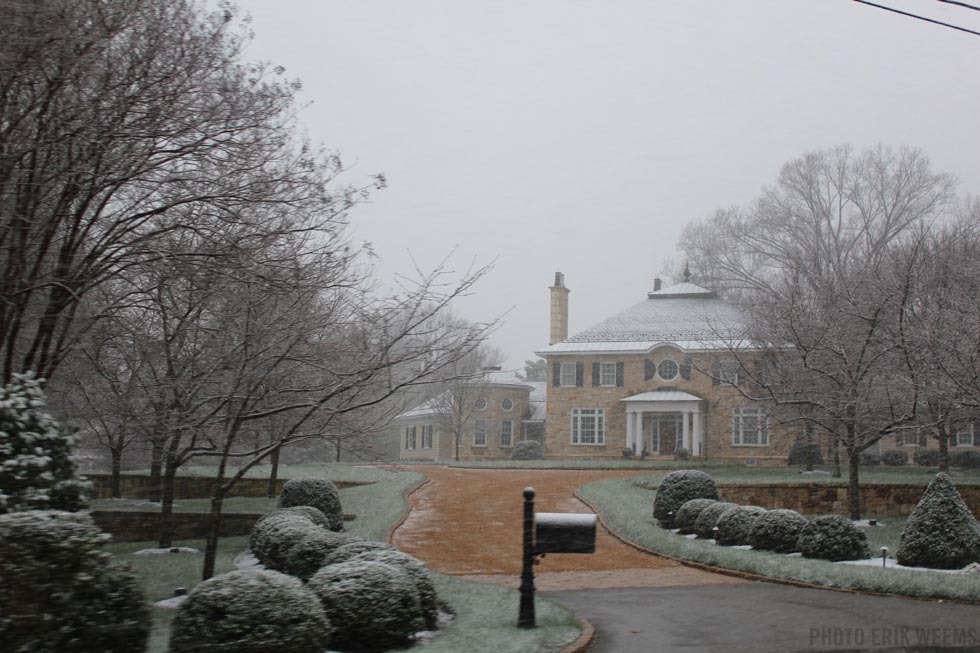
405 425 417 450
898 430 920 447
599 361 618 386
474 419 487 446
475 398 487 411
955 423 978 447
732 407 768 446
502 398 514 411
501 420 513 447
560 362 577 387
421 424 432 449
571 408 605 445
718 361 742 385
657 358 679 381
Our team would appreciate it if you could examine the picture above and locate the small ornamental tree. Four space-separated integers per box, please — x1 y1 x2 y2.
169 570 330 653
715 505 767 546
278 477 345 532
0 374 91 514
748 509 809 553
896 473 980 569
797 515 870 561
652 470 719 529
674 498 717 534
693 502 739 539
307 560 423 651
0 511 149 652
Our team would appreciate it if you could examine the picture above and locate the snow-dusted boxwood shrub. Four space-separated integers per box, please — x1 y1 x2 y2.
748 509 809 553
896 473 980 569
353 548 440 629
881 449 909 466
169 569 330 653
951 449 980 469
674 498 717 535
912 447 942 467
276 505 334 530
0 510 149 652
652 470 719 529
278 477 344 532
693 501 739 539
251 514 325 572
859 450 880 466
787 441 824 467
283 530 363 581
714 505 767 546
307 560 422 651
797 515 870 561
511 440 544 460
0 374 91 514
324 539 396 567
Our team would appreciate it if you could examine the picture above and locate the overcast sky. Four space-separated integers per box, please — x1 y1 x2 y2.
231 0 980 370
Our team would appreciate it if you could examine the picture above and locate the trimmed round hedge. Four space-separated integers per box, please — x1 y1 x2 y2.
951 449 980 469
283 530 364 581
278 477 345 532
748 509 809 553
652 470 719 529
250 513 325 572
897 473 980 569
859 450 881 466
674 498 717 535
881 449 909 467
912 448 941 467
714 505 767 546
352 549 441 629
0 510 149 652
787 441 824 467
512 440 544 460
169 569 330 653
307 560 423 651
693 501 738 540
324 540 397 567
797 515 870 561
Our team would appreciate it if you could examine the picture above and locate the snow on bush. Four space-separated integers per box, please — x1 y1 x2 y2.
859 450 881 466
797 515 870 561
715 505 767 546
250 512 325 572
351 548 441 629
307 560 423 651
881 449 909 467
276 505 334 530
951 450 980 469
674 498 717 535
278 477 344 532
787 441 824 467
323 539 396 567
511 440 544 460
652 470 719 529
169 569 330 653
912 448 941 467
693 501 739 539
0 373 91 514
749 509 809 553
283 529 363 581
0 510 149 652
897 473 980 569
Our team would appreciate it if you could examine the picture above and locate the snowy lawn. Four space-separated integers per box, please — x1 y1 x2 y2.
122 462 401 482
579 476 980 602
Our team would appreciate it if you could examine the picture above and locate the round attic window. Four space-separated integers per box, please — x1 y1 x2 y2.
502 398 514 411
657 359 679 381
475 398 487 410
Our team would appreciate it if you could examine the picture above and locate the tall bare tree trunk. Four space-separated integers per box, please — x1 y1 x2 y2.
832 436 842 478
267 445 280 498
938 422 950 473
109 445 123 498
148 438 165 502
158 434 183 549
202 491 225 581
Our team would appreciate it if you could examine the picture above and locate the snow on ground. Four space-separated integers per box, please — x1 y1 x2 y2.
155 595 188 609
853 519 886 527
133 547 199 555
836 558 980 574
234 550 261 569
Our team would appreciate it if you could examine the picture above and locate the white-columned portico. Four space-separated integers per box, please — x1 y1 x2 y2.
622 390 706 456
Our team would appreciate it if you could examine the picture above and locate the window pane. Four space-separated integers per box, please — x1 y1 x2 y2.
600 362 617 386
658 359 678 380
561 362 577 386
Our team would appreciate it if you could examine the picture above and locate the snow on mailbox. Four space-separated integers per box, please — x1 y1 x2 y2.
534 512 596 554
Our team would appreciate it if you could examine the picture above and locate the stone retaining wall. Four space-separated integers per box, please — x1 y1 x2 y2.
87 474 368 500
91 510 356 542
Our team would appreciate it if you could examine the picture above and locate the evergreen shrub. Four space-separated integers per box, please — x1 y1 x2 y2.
652 470 719 529
511 440 544 460
715 505 767 546
693 501 739 539
278 477 344 532
748 509 809 553
674 498 717 535
896 473 980 569
797 515 870 561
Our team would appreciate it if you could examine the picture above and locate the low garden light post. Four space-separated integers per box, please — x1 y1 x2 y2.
881 546 888 569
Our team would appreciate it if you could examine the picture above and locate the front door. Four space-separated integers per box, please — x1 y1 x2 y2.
649 412 682 455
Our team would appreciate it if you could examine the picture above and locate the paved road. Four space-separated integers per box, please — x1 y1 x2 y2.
547 583 980 652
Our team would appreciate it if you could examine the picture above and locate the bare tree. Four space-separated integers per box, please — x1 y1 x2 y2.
428 344 503 462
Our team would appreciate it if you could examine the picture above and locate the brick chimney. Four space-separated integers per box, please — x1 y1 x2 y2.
653 277 662 292
549 272 570 345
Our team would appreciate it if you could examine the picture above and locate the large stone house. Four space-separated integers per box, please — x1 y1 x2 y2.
536 272 795 464
395 370 546 461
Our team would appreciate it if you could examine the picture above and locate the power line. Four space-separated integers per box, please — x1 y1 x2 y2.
936 0 980 13
852 0 980 37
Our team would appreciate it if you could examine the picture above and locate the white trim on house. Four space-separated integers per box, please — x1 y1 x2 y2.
571 408 605 445
622 391 704 456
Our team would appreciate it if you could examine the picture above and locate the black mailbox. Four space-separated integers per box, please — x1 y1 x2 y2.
534 512 596 554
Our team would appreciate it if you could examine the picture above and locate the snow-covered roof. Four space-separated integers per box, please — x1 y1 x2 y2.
395 372 537 420
484 370 534 388
622 390 703 403
538 280 744 356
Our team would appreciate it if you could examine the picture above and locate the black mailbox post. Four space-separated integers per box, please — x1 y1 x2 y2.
518 487 597 628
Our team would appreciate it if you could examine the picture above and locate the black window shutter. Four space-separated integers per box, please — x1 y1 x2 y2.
552 362 560 387
895 433 902 446
644 359 654 381
616 361 624 387
576 362 584 387
680 356 692 381
592 362 600 387
918 431 928 447
712 361 721 385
